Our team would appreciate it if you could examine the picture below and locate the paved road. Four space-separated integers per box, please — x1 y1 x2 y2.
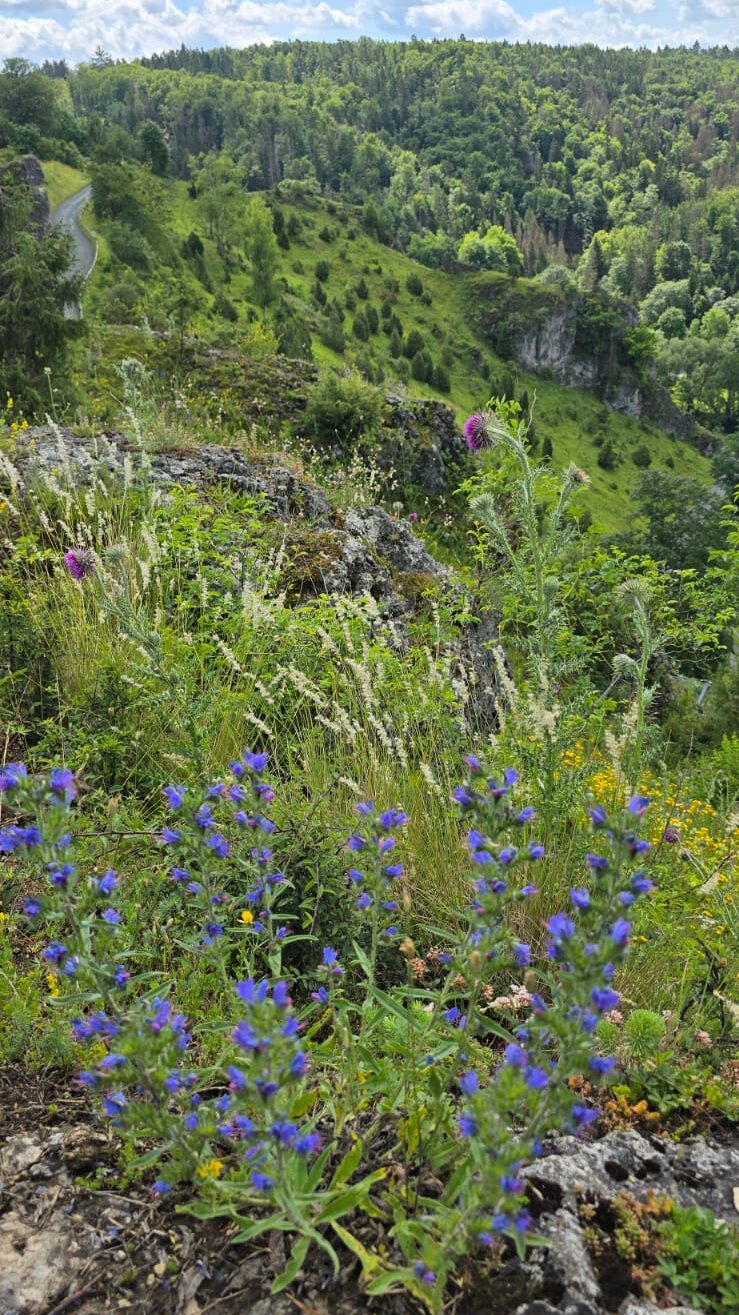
50 184 96 319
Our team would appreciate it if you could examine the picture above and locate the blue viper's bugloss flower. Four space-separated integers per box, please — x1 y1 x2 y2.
163 785 185 810
98 869 118 894
413 1263 436 1286
43 941 67 964
528 843 545 859
632 872 653 894
525 1067 549 1090
457 1113 478 1137
50 767 76 799
251 1172 274 1191
547 912 575 941
610 919 631 947
514 807 535 823
0 761 27 791
504 1043 527 1068
570 1103 599 1129
459 1070 479 1095
627 795 650 816
23 898 41 918
570 887 591 909
591 986 620 1012
102 1090 127 1118
162 826 181 845
102 908 122 924
589 1055 616 1075
586 853 609 871
153 1180 172 1195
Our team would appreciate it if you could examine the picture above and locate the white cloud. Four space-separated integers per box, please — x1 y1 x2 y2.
0 0 736 67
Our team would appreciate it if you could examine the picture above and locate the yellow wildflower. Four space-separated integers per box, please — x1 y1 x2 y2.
196 1158 224 1180
240 909 254 925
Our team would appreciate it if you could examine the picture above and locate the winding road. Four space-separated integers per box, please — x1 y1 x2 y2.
49 184 96 319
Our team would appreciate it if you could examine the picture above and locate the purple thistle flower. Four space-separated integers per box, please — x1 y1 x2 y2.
464 413 488 450
63 547 95 581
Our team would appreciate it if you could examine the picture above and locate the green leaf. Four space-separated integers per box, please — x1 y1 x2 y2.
271 1235 311 1293
330 1221 383 1278
329 1138 362 1188
317 1169 386 1223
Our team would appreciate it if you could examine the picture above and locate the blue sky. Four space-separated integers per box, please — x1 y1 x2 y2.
1 1 737 68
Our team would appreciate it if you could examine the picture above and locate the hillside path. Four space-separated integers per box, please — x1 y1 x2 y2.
50 183 95 318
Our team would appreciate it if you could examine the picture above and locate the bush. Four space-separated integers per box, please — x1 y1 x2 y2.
318 225 332 242
632 444 652 468
404 328 425 358
431 362 451 392
352 313 369 341
355 277 369 300
315 260 330 283
406 272 424 296
597 439 618 470
213 292 238 322
304 371 382 448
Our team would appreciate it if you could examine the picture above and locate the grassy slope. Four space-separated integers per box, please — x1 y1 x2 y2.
80 177 710 534
171 188 710 532
41 160 88 213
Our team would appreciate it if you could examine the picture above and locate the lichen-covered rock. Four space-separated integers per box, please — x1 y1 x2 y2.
0 153 49 235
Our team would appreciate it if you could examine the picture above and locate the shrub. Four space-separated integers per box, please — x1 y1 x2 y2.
406 272 424 296
304 370 382 448
632 444 652 468
315 260 330 283
405 328 425 358
355 277 369 300
352 313 369 341
213 292 238 322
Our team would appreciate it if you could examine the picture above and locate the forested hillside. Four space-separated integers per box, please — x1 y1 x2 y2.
1 41 738 440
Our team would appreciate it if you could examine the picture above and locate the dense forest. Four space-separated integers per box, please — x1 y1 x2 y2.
1 40 738 435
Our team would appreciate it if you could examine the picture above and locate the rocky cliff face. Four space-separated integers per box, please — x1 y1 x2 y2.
0 153 49 235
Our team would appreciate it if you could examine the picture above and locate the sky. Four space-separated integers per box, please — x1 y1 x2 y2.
0 0 737 68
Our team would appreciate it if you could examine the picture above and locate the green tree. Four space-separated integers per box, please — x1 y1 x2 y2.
0 174 81 408
138 121 169 176
245 196 279 312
